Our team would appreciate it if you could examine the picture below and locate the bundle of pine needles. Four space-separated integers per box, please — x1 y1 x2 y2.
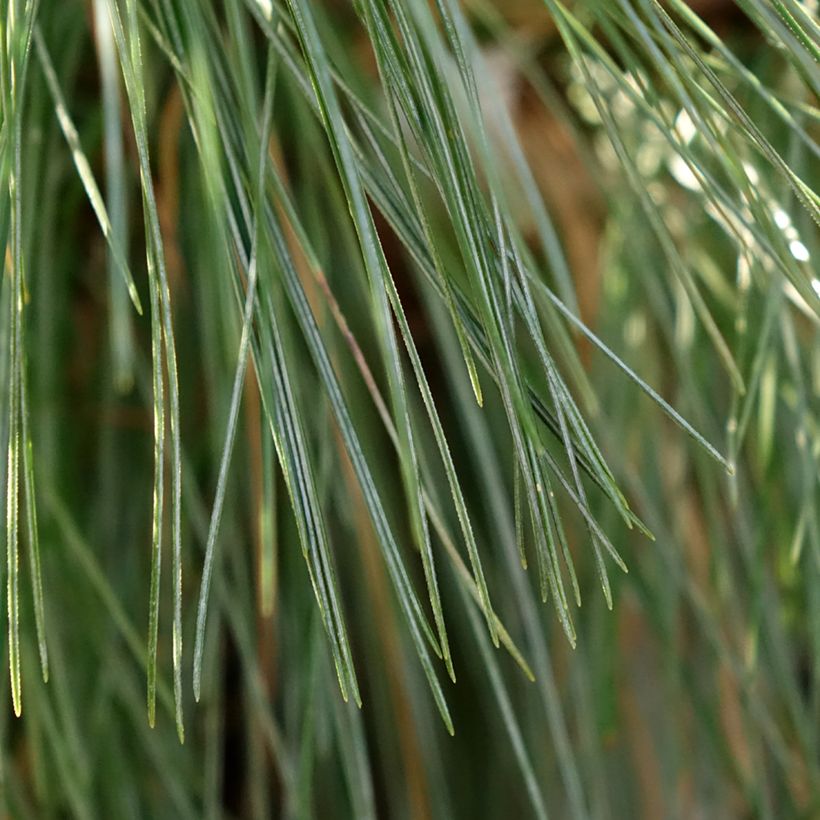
1 0 818 816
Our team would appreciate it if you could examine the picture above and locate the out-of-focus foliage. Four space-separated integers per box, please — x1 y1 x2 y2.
0 0 817 816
